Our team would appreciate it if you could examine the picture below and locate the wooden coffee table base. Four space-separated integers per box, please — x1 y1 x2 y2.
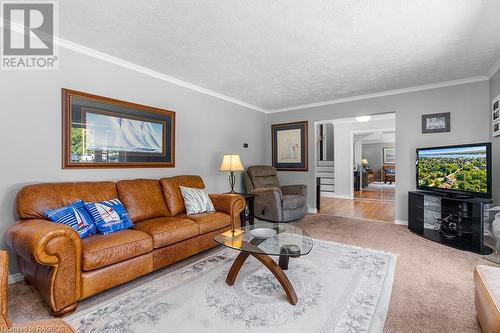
225 251 298 305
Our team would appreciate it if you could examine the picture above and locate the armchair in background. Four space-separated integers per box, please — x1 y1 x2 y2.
244 165 307 222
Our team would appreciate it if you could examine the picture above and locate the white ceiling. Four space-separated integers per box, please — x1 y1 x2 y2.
59 1 500 111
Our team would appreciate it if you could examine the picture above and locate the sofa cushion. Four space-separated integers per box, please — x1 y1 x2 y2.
181 212 231 234
44 200 97 238
180 186 215 215
282 194 306 210
160 176 206 216
84 199 134 235
116 179 170 223
81 229 153 271
134 217 199 248
17 181 118 220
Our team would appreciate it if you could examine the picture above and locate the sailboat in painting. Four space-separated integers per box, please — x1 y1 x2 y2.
111 118 162 152
86 113 163 153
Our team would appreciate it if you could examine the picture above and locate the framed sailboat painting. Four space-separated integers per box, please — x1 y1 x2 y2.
271 121 308 171
62 89 175 168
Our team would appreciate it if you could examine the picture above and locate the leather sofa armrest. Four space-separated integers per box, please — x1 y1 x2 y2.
209 194 245 228
5 219 81 266
5 219 82 314
281 184 307 196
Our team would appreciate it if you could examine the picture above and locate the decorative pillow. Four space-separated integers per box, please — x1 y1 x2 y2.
44 200 97 239
179 186 215 215
384 169 396 175
84 199 134 235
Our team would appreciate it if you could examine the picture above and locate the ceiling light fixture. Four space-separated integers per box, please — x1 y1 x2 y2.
356 116 371 123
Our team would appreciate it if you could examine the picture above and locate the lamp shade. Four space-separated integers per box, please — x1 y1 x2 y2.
361 159 369 165
220 154 244 172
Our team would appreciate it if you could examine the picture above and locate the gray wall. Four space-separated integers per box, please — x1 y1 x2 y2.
0 46 267 274
267 80 491 222
490 69 500 203
362 143 396 181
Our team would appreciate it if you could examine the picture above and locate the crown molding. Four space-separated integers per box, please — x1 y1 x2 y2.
268 76 489 113
57 38 268 113
487 56 500 79
2 21 496 114
0 21 267 113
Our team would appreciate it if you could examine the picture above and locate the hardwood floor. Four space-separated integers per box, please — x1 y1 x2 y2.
319 197 395 222
354 183 395 201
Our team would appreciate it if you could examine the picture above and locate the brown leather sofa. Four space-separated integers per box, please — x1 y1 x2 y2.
5 176 244 316
0 251 74 331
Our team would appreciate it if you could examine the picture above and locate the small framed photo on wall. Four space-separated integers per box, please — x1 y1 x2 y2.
421 112 450 134
492 94 500 137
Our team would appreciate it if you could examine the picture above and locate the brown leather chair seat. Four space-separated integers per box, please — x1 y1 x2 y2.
81 229 153 271
134 217 199 248
181 212 231 234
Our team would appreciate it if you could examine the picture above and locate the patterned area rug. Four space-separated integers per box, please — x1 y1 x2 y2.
67 240 396 333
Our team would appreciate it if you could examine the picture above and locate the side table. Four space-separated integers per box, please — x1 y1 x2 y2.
236 193 256 226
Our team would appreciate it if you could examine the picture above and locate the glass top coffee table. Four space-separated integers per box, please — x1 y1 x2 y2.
214 222 314 305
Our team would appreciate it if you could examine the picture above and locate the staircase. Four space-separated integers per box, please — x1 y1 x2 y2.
316 160 334 197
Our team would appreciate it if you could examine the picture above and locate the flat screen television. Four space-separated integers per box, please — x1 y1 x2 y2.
416 142 492 198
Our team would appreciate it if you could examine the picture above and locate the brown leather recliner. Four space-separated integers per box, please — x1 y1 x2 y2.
244 165 307 222
0 251 74 332
5 176 244 316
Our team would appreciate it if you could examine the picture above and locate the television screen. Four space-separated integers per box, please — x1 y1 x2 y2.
416 143 491 197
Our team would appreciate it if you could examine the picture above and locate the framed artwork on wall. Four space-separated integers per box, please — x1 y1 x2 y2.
421 112 450 134
492 94 500 137
62 89 175 168
272 121 308 171
383 147 396 164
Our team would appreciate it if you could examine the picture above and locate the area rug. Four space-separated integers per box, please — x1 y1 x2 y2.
368 182 395 190
66 239 396 333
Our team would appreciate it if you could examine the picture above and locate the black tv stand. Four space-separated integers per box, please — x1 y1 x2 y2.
408 191 492 255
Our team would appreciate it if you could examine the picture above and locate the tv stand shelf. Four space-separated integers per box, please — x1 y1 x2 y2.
408 191 492 255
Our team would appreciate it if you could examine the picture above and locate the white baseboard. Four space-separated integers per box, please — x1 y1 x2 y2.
394 219 408 226
8 273 23 285
320 192 336 198
307 207 318 214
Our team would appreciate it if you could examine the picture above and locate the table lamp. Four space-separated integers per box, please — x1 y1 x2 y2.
220 154 245 237
219 154 244 193
361 159 369 169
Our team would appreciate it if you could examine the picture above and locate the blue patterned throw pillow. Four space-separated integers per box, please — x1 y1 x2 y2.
84 199 133 235
44 200 97 239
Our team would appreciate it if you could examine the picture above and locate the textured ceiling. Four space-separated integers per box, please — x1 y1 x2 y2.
59 1 500 111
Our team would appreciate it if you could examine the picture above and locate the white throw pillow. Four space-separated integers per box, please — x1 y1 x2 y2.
180 186 215 215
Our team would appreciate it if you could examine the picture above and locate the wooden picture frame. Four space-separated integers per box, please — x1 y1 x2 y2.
383 147 396 164
492 94 500 137
421 112 450 134
271 121 308 171
62 89 175 168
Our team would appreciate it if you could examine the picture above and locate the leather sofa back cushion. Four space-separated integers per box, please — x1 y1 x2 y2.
160 176 205 216
17 182 118 219
116 179 170 222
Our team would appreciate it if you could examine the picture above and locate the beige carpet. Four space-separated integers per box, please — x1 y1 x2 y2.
8 214 496 332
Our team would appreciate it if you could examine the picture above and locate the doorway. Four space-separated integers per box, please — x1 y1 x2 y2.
315 113 396 223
